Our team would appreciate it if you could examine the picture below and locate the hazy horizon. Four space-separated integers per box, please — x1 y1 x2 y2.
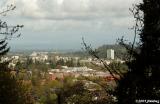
1 0 140 51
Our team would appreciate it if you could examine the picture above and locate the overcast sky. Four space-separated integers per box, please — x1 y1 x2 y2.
0 0 141 51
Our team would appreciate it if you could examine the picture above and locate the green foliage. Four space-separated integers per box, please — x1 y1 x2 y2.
56 59 65 66
15 61 23 70
61 81 113 104
31 79 63 104
31 70 42 86
38 87 57 104
27 61 49 72
0 71 34 104
49 61 56 69
65 59 74 67
30 73 116 104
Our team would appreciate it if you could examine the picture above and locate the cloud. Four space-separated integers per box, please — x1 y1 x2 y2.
4 0 141 32
14 0 136 20
111 16 134 28
0 0 143 50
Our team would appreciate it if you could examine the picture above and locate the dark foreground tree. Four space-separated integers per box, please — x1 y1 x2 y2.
0 71 34 104
0 4 34 104
116 0 160 103
83 0 160 103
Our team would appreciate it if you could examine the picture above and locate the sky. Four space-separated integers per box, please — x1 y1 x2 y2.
0 0 141 51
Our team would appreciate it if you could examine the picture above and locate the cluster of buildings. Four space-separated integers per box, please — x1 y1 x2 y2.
47 49 121 81
1 55 21 69
48 66 117 81
28 49 116 65
0 49 123 80
29 52 48 63
54 55 80 63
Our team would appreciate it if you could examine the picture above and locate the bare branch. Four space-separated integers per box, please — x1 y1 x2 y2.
82 37 124 82
0 4 16 15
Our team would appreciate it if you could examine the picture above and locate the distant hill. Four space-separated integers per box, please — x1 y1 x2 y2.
68 44 127 59
96 44 127 59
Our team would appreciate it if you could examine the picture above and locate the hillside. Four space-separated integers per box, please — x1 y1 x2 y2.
96 44 127 59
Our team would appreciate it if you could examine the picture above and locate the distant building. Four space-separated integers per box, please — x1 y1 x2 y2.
1 57 9 62
107 49 114 60
12 56 19 60
29 52 48 62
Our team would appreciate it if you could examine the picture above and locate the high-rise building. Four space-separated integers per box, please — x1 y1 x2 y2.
107 49 114 59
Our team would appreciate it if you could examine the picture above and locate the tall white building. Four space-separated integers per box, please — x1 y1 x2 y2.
107 49 114 60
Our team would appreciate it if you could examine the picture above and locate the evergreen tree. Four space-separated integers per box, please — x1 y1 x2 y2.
0 4 34 104
117 0 160 103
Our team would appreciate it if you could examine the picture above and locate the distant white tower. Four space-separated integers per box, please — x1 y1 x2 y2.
107 49 114 60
